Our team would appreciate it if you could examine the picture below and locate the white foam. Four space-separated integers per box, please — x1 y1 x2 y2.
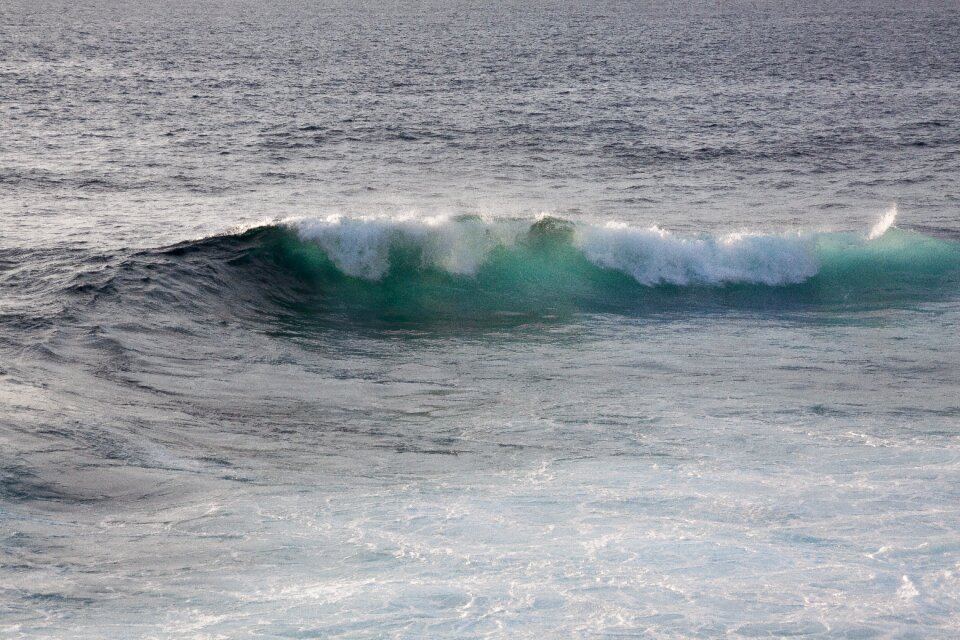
576 223 819 286
292 214 521 280
286 215 823 286
897 575 919 600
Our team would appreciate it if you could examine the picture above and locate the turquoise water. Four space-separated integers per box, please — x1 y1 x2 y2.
2 0 960 637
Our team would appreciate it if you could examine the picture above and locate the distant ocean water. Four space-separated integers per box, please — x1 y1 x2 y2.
2 0 960 637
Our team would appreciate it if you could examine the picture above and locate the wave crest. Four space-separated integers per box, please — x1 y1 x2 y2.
578 224 818 286
290 215 822 287
294 215 523 280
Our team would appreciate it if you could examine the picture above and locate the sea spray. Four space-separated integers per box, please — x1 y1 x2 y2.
867 205 898 240
290 215 824 287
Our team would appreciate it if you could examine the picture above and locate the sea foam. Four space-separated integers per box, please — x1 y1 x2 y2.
294 215 523 280
575 223 819 286
291 215 822 286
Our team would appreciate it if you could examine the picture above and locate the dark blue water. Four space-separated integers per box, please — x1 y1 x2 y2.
2 1 960 637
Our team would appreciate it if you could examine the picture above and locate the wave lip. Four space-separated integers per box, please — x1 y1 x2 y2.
289 214 826 288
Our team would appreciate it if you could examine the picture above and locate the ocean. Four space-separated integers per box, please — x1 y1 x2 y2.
2 0 960 637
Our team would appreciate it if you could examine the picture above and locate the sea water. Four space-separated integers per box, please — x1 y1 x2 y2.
2 0 960 637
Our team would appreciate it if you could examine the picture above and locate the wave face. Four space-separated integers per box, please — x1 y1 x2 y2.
105 215 959 325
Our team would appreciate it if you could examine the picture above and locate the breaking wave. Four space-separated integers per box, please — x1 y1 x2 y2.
66 212 960 326
294 214 822 287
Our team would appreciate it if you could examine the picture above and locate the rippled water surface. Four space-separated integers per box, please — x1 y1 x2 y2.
2 0 960 637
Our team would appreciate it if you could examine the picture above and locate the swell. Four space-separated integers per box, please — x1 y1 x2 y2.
46 214 960 328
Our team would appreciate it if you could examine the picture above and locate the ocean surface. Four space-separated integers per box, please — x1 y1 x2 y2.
3 0 960 637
